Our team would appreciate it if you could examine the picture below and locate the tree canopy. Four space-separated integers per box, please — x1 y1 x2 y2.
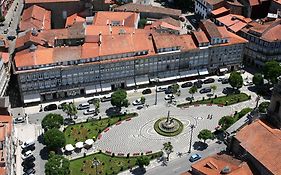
210 85 217 95
189 86 197 97
198 129 214 143
62 103 77 118
44 128 66 150
253 73 264 86
163 142 173 160
263 61 281 84
111 89 128 108
171 83 180 94
140 96 146 104
0 16 5 23
42 113 64 131
229 71 243 89
136 156 150 168
45 152 70 175
218 116 236 130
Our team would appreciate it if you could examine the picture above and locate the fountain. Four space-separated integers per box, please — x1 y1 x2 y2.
154 111 183 136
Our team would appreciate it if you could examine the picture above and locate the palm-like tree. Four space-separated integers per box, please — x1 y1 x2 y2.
62 103 77 119
210 85 217 95
189 86 198 98
163 142 173 161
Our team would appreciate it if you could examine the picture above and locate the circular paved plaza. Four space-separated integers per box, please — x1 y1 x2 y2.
95 105 235 154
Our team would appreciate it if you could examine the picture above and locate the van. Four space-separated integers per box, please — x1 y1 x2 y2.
21 139 35 149
77 103 90 110
83 108 96 115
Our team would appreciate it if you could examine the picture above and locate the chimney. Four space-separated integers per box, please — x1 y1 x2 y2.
98 32 102 46
29 44 37 52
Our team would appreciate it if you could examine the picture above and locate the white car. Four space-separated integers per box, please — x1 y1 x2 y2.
132 99 143 106
22 150 33 160
165 94 175 100
83 108 96 115
14 117 25 124
156 87 167 92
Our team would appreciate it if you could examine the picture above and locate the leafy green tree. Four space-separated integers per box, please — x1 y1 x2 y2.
45 152 70 175
210 85 217 95
253 73 264 87
198 129 214 143
138 18 147 28
263 61 281 84
44 128 66 150
189 86 197 98
140 96 146 104
94 100 100 113
136 156 150 168
41 113 64 131
0 16 5 23
171 83 180 95
111 89 128 108
229 71 243 89
218 116 236 130
62 103 77 119
163 142 173 161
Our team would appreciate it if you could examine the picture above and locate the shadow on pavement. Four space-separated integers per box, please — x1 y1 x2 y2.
131 167 146 175
39 147 49 160
105 107 121 117
193 141 208 151
37 134 44 144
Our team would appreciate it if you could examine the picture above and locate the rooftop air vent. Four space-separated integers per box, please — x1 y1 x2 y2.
31 28 38 36
221 166 231 174
29 44 37 52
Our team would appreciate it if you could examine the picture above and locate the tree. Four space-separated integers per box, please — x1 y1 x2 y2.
0 16 5 23
44 128 66 150
253 73 264 87
140 96 146 104
171 83 180 95
62 103 77 119
94 100 100 113
263 61 281 84
136 156 150 168
111 89 128 108
41 113 64 131
163 142 173 161
229 71 243 89
189 86 198 98
198 129 214 143
45 152 70 175
210 85 217 95
218 116 236 131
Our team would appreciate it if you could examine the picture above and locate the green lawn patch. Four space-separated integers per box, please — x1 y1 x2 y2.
64 113 138 145
177 93 251 108
69 152 163 175
154 118 184 137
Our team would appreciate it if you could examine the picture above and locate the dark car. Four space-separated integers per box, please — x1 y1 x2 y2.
221 78 229 84
24 155 35 162
142 89 152 95
199 87 211 94
100 96 111 102
23 168 35 175
64 118 75 125
181 82 193 88
193 81 202 88
189 154 202 162
203 78 215 84
44 104 57 111
137 105 144 110
7 35 16 40
22 162 35 168
186 97 194 101
222 87 239 94
87 98 100 104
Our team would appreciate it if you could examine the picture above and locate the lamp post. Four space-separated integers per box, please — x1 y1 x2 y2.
155 78 159 105
255 95 261 109
188 124 195 153
93 159 100 175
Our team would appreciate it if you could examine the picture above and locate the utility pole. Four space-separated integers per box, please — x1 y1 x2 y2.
188 124 195 153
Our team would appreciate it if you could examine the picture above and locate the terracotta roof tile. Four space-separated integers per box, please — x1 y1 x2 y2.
0 52 9 64
65 13 85 28
20 5 51 31
146 21 181 31
211 7 230 16
235 119 281 175
25 0 79 3
205 0 224 5
193 31 209 44
159 17 181 27
201 20 222 38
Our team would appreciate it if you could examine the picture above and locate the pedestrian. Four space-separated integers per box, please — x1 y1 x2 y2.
210 115 213 119
207 114 210 119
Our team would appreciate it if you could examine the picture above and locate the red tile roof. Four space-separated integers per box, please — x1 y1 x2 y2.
145 21 181 31
0 115 12 141
20 5 51 31
205 0 224 5
216 14 251 33
191 154 254 175
159 17 181 27
65 13 85 28
235 119 281 175
212 7 230 16
201 20 222 38
193 31 209 44
25 0 79 3
0 52 9 64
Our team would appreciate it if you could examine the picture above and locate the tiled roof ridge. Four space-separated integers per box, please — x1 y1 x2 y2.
262 19 281 35
258 120 281 141
205 160 219 170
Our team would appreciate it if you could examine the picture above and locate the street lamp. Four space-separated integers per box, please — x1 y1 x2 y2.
255 95 261 109
155 78 159 105
92 159 100 175
188 124 195 153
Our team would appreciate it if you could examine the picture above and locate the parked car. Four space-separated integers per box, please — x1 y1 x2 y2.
156 87 167 92
189 154 201 162
23 168 35 175
203 78 215 84
87 98 100 104
165 88 173 94
181 82 193 88
218 77 224 82
194 81 202 88
44 104 57 111
83 108 96 115
186 97 194 101
164 94 175 100
64 118 75 125
133 99 143 106
243 80 253 86
22 162 35 168
14 117 25 124
221 78 229 84
100 95 111 102
222 87 239 94
142 88 152 95
21 139 35 150
77 103 90 110
199 87 212 94
24 155 35 162
137 105 144 110
22 150 33 160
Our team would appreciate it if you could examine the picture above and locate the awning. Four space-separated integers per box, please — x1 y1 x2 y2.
180 69 198 78
85 85 96 94
23 94 41 103
220 68 228 72
84 139 94 146
158 75 180 82
126 78 135 87
101 83 111 91
75 142 84 149
96 84 102 92
135 75 149 85
198 68 209 76
65 144 75 151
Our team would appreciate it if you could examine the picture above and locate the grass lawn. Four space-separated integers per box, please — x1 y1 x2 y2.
177 93 250 108
69 152 163 175
64 113 137 145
